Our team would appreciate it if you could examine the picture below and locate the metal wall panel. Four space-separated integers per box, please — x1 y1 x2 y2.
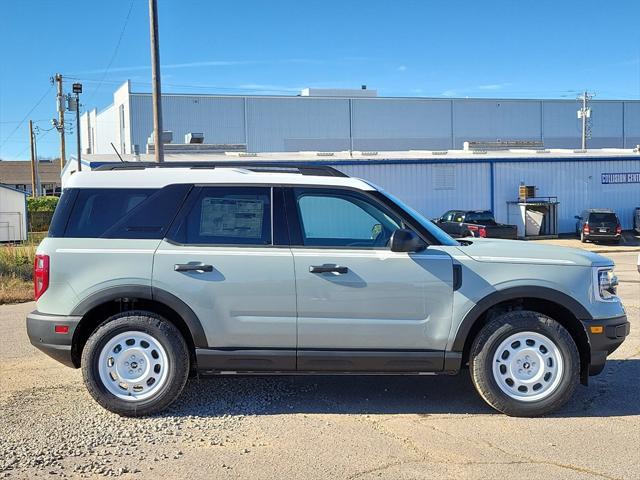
623 102 640 148
453 100 542 148
129 94 245 152
589 101 624 148
336 162 491 220
494 159 640 232
542 101 581 148
246 97 350 152
94 105 117 154
351 98 452 151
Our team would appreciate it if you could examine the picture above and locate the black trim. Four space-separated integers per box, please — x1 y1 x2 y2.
452 264 462 291
272 187 289 246
451 286 593 352
94 162 348 177
196 348 296 371
583 315 629 375
70 285 153 316
152 288 208 347
297 349 443 372
26 311 81 368
70 285 208 348
195 348 444 373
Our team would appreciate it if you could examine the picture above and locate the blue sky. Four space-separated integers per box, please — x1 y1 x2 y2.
1 0 639 160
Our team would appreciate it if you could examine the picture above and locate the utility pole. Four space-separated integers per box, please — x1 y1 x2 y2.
55 74 66 173
29 120 37 197
73 83 83 171
148 0 164 162
577 91 593 150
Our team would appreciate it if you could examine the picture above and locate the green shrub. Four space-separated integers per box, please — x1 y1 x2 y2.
27 196 59 213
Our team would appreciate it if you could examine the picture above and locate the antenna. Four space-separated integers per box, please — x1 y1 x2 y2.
110 142 125 162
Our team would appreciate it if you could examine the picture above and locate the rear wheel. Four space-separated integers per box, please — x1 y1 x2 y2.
81 311 189 417
580 230 587 243
469 310 580 417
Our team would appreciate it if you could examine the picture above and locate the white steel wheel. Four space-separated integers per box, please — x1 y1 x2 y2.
97 330 170 402
491 331 564 402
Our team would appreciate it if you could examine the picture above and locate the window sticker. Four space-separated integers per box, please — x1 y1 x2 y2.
199 197 264 238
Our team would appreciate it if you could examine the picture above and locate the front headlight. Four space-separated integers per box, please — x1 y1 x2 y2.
594 267 618 301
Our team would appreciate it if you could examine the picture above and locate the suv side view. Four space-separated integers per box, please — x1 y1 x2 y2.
27 162 629 417
575 209 622 244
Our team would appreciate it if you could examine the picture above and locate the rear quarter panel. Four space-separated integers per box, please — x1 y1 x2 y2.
35 237 160 315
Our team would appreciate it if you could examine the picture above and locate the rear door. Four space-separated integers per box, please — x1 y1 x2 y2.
589 212 618 235
286 187 454 372
153 186 297 371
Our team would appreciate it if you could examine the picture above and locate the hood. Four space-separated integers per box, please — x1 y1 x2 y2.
454 238 613 267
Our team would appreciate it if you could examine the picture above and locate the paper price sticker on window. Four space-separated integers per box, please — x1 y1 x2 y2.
200 197 264 238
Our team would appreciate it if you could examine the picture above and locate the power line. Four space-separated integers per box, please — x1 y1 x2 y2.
85 0 135 104
0 85 53 150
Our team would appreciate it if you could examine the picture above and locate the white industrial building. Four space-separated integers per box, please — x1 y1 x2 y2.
0 184 28 242
80 82 640 156
70 81 640 237
66 148 640 236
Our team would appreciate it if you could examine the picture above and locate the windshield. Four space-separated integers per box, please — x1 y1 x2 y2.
376 189 459 246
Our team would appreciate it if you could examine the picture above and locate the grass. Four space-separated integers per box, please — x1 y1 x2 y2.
0 242 38 304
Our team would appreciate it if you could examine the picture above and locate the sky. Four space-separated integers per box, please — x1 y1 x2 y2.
1 0 639 160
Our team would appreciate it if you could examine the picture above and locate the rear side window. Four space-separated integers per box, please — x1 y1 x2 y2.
64 189 156 238
56 186 191 239
172 186 271 245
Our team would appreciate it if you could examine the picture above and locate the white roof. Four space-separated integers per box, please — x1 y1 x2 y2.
64 166 373 190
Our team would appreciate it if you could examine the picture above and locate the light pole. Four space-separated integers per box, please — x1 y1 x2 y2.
72 83 83 171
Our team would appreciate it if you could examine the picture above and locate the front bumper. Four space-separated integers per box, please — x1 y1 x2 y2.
582 314 630 375
26 311 82 368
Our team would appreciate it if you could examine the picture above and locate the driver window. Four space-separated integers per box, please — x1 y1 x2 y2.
294 190 401 248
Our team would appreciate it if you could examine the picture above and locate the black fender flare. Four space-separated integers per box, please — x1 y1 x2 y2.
70 285 208 348
451 286 593 352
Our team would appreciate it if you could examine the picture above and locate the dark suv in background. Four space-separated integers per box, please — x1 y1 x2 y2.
575 209 622 244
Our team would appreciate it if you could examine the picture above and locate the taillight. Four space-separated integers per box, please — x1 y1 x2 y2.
616 225 622 235
467 225 487 238
583 224 590 234
34 254 49 301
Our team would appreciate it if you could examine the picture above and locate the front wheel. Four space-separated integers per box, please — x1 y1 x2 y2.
81 311 190 417
469 310 580 417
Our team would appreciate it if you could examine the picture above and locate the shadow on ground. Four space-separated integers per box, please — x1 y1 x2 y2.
165 359 640 419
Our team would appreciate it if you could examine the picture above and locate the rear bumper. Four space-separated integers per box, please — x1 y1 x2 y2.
584 232 620 240
583 314 630 375
26 311 82 368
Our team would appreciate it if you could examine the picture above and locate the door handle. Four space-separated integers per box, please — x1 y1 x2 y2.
309 264 348 274
174 263 214 273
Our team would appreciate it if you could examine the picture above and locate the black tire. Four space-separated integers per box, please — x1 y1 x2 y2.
81 311 190 417
469 310 580 417
580 230 587 243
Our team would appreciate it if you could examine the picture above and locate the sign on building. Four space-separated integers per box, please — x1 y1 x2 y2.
601 172 640 184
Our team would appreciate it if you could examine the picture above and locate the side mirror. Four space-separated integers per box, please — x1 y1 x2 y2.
390 229 426 252
574 215 581 220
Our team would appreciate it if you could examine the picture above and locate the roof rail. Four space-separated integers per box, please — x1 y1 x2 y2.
92 161 348 177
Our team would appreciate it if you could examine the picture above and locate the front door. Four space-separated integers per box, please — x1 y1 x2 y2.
153 186 297 371
286 187 454 372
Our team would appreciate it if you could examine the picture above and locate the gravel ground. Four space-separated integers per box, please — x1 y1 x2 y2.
1 251 638 480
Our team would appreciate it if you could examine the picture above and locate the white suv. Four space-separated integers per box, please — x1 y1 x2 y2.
27 162 629 417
